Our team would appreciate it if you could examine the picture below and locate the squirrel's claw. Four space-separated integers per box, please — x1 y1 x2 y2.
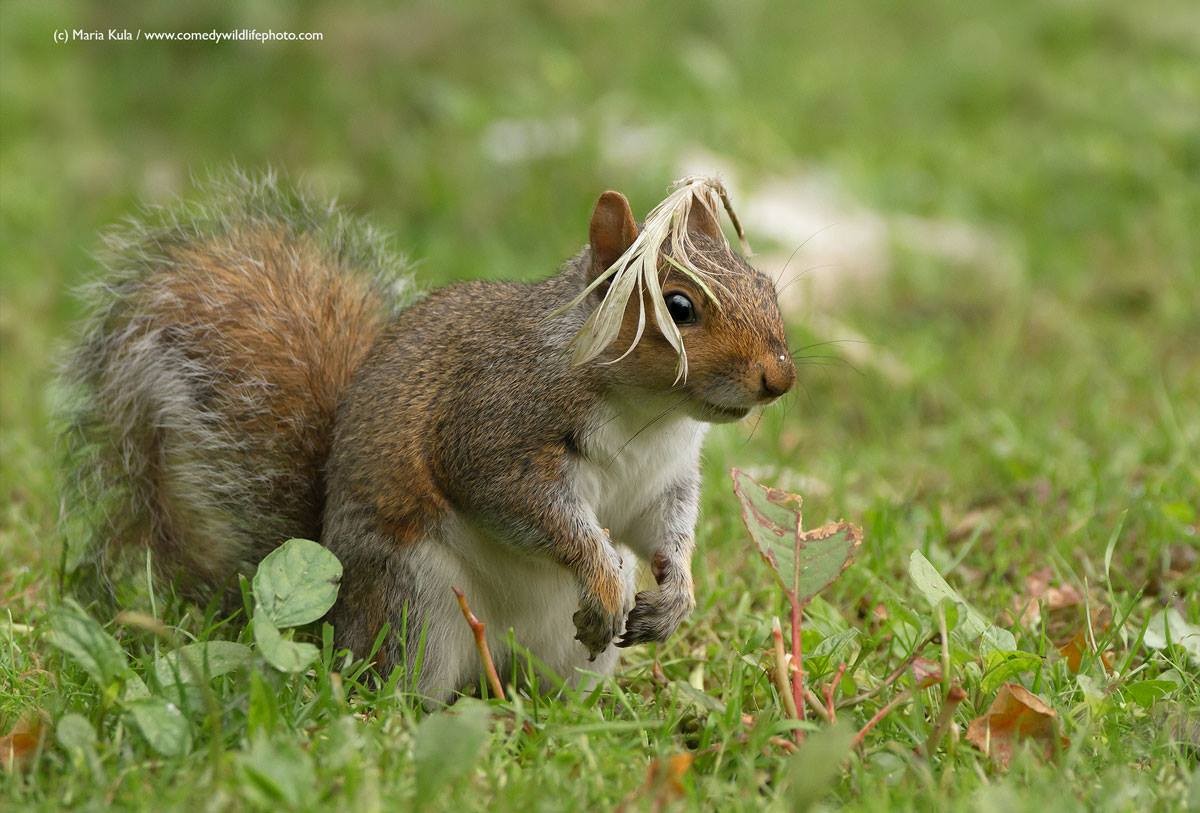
572 598 623 658
616 586 695 648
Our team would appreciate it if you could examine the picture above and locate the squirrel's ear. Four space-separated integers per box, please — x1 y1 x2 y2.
685 193 724 242
589 191 638 278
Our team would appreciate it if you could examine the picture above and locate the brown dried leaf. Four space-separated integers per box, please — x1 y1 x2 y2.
1057 629 1088 673
965 683 1067 769
1056 629 1115 674
945 508 998 544
1011 567 1085 629
621 753 693 811
0 714 47 773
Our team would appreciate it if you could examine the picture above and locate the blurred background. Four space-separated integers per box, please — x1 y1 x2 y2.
2 0 1197 592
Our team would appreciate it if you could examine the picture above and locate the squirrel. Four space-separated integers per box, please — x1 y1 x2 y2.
61 173 796 703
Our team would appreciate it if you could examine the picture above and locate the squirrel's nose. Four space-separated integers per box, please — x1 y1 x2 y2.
759 355 796 401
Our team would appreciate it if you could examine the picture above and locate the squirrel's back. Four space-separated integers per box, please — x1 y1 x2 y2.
60 173 411 593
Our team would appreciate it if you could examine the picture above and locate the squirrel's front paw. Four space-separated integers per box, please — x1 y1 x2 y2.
572 593 624 660
616 585 695 648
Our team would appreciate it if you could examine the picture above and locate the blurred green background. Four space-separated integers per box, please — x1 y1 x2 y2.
4 0 1199 639
1 1 1199 806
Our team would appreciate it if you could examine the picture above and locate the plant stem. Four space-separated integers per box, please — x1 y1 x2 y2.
790 594 805 740
452 586 506 701
837 632 940 709
938 605 951 696
852 686 917 749
825 662 847 723
803 687 831 723
771 617 798 720
923 685 966 756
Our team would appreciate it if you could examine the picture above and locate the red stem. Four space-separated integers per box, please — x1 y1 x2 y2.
852 686 916 749
825 662 847 724
790 594 805 741
452 586 506 701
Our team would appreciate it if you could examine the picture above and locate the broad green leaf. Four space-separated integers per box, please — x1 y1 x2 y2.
252 538 342 628
794 523 863 605
1123 679 1177 707
981 650 1042 694
783 720 855 811
732 469 862 604
154 641 252 707
122 674 151 701
908 551 1017 653
44 600 129 687
253 612 318 673
55 713 97 752
153 641 252 686
413 701 492 805
732 468 802 593
670 680 727 714
1143 608 1200 666
126 698 191 757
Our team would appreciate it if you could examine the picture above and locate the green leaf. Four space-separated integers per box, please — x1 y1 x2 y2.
122 674 151 702
732 469 862 605
253 612 318 673
44 600 130 687
1124 679 1177 707
252 538 343 628
783 720 855 811
247 669 278 736
413 701 492 805
732 468 802 594
908 551 1017 653
981 650 1042 694
794 523 863 605
55 713 97 752
154 641 252 686
154 641 252 707
126 697 192 757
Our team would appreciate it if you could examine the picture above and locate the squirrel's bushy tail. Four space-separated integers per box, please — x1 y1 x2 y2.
59 172 411 595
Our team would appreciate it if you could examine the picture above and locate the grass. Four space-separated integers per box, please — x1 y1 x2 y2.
2 0 1199 809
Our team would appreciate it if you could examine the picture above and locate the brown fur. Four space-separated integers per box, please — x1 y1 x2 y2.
62 174 407 593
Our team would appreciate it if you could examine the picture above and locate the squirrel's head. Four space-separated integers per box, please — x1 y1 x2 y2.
581 185 796 423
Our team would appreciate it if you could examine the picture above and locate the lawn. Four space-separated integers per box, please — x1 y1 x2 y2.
2 1 1198 810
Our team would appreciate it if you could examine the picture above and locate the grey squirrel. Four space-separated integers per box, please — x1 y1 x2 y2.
62 173 795 703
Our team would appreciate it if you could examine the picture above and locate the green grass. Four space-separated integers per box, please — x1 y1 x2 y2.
3 0 1199 810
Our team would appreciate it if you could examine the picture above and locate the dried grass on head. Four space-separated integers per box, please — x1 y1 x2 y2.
559 176 751 383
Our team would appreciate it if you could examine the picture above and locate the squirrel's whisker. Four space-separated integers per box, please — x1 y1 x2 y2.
604 393 692 467
772 224 839 286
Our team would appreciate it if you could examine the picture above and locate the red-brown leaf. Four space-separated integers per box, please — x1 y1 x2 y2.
965 683 1068 769
0 714 47 773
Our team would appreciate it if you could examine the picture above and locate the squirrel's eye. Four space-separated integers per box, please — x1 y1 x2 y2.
665 293 697 325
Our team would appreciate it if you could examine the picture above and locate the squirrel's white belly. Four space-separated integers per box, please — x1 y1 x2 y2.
407 399 704 701
413 513 637 698
573 398 707 556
